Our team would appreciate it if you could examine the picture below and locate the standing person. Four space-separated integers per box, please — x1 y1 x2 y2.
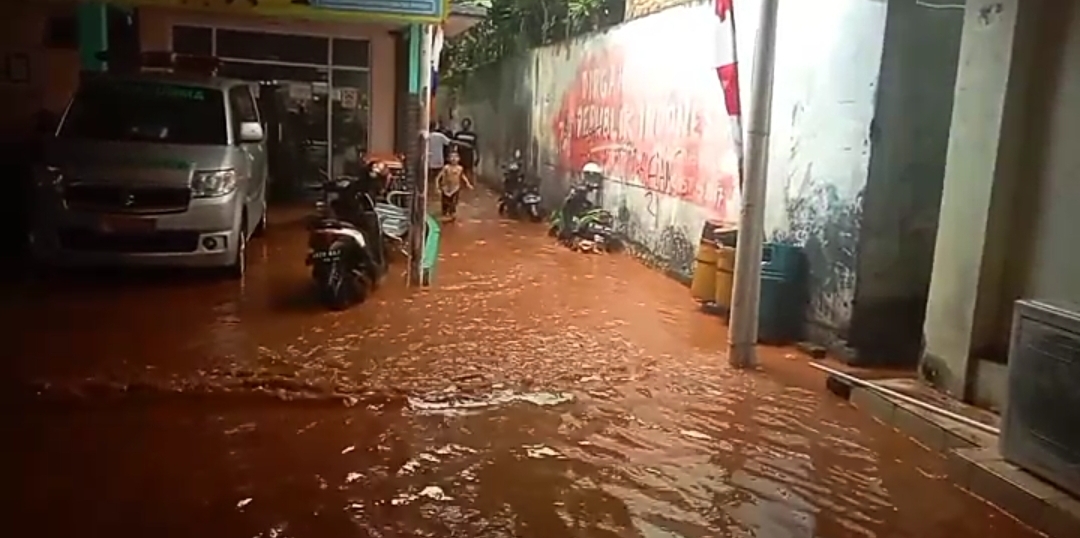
434 151 473 220
453 118 479 179
426 122 450 189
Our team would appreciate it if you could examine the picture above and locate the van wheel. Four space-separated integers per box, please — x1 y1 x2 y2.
252 200 267 238
226 221 247 280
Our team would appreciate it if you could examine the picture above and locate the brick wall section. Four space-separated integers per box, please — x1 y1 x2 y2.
624 0 696 21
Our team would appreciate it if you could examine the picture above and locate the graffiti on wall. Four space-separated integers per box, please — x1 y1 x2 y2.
551 42 740 224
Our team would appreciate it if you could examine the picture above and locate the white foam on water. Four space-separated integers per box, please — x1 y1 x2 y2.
407 390 575 416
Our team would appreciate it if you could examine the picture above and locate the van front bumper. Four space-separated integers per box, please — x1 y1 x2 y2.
30 189 243 269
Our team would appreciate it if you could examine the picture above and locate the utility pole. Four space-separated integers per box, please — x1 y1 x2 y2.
407 24 434 287
728 0 781 369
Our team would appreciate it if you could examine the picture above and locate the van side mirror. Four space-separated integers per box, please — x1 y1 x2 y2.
239 122 264 143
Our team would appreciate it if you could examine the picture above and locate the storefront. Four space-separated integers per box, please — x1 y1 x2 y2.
138 8 397 186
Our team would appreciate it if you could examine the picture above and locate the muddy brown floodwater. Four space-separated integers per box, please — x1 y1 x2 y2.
2 189 1040 538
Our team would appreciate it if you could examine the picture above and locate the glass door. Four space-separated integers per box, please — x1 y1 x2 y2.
329 69 371 179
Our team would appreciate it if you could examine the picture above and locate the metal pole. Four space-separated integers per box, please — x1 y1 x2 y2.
407 24 434 287
808 363 1001 436
728 0 781 369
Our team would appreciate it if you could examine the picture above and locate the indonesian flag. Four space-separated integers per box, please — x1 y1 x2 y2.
713 0 744 182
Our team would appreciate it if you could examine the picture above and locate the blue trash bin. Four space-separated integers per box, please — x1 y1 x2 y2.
757 243 808 344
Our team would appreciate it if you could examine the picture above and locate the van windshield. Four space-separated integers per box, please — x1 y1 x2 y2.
59 79 227 145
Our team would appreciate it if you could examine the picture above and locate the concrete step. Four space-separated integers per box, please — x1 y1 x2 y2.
840 380 1080 537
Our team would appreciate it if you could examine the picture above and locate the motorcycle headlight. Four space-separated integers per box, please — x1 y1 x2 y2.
191 169 238 198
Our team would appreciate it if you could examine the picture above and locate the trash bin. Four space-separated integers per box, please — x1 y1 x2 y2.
690 221 724 302
714 245 736 314
757 243 807 344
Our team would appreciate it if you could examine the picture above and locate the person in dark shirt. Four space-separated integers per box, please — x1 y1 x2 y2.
452 118 479 178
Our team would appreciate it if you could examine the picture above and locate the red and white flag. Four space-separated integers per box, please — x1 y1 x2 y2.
713 0 744 183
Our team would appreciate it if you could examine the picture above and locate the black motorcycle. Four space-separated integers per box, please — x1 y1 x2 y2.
497 151 543 222
305 174 388 310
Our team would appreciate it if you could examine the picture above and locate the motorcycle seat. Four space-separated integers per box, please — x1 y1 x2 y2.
313 218 358 230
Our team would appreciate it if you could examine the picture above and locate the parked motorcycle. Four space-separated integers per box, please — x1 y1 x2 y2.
306 174 388 310
498 150 544 222
548 162 622 253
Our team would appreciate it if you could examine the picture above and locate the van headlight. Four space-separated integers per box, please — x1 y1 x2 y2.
191 169 238 198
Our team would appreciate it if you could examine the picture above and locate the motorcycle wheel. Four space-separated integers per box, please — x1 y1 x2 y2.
315 243 367 310
497 201 507 216
528 204 542 222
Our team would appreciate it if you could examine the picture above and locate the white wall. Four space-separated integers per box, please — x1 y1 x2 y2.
455 0 887 336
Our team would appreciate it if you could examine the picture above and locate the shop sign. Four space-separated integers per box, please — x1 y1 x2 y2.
340 88 358 109
111 0 449 23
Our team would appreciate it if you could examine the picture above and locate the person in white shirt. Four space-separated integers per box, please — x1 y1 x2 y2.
427 122 450 187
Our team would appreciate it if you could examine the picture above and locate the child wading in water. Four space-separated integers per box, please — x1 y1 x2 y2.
435 151 473 220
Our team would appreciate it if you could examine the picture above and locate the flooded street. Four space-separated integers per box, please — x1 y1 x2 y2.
4 190 1038 538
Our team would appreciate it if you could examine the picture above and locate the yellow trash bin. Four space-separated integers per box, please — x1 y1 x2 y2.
690 236 720 302
714 245 736 313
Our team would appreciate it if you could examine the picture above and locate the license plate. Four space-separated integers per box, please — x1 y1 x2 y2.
523 194 541 203
99 216 156 233
311 249 344 261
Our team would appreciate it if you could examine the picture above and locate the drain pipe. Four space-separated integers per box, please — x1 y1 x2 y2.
809 362 1001 436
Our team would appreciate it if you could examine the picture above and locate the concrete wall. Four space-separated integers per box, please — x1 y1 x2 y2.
921 0 1049 409
849 0 965 364
451 0 888 345
138 7 399 154
625 0 693 21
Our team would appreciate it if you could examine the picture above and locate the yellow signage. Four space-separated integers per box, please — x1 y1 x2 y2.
110 0 450 23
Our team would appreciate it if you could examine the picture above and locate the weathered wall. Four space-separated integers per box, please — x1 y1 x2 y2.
849 0 964 365
451 0 888 344
756 0 887 346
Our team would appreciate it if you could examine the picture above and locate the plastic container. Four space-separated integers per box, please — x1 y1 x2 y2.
714 245 736 313
691 238 719 302
691 220 726 302
756 242 807 344
761 243 803 280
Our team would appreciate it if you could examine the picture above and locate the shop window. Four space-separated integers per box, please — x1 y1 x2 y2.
332 39 369 68
219 61 328 84
216 30 328 65
173 26 212 56
229 86 260 141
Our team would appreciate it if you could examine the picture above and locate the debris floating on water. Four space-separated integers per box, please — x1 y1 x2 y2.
680 429 713 441
236 498 253 509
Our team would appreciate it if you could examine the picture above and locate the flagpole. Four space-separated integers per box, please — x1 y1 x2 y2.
728 0 780 369
728 4 745 189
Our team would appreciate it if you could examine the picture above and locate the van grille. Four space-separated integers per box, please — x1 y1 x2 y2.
64 184 191 214
59 229 201 253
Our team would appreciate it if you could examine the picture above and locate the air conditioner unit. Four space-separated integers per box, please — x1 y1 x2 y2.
1000 299 1080 497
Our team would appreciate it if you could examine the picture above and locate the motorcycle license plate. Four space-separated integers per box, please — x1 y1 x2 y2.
311 249 344 262
523 194 541 203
